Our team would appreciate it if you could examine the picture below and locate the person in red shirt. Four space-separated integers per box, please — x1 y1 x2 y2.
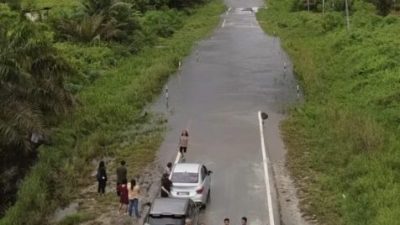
118 179 129 214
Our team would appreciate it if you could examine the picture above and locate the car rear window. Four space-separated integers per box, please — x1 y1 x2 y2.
171 172 199 183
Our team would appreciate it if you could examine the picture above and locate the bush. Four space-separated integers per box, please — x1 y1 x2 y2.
0 1 225 224
142 9 184 37
257 1 400 224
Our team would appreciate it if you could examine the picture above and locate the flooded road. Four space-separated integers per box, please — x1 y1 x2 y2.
151 0 307 224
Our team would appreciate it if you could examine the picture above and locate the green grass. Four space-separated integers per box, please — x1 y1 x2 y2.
22 0 81 8
257 1 400 225
0 1 225 225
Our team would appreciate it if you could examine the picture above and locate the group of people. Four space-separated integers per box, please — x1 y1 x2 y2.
96 160 141 218
160 129 189 197
223 217 248 225
94 130 190 218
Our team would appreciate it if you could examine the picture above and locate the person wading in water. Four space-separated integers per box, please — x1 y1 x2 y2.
179 130 189 159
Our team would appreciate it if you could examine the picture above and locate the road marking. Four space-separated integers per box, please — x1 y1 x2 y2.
226 7 231 15
174 152 182 164
222 19 226 28
257 111 276 225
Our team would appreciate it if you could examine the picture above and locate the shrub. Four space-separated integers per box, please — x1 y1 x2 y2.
142 10 184 38
257 0 400 224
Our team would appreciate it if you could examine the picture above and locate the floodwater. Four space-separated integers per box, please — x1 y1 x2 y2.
151 0 309 224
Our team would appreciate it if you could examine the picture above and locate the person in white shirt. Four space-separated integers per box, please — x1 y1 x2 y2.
127 179 141 218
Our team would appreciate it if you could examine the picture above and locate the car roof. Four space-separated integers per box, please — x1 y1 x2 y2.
173 163 201 173
150 198 189 215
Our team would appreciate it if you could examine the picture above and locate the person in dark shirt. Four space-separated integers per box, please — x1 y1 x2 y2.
161 173 172 197
116 160 127 195
97 161 107 195
164 162 173 176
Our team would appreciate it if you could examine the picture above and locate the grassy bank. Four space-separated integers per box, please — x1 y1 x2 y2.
0 1 224 224
257 1 400 225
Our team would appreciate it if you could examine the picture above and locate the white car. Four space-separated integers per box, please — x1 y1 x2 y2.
169 163 212 207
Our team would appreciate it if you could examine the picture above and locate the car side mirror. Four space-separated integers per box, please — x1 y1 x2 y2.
207 171 213 175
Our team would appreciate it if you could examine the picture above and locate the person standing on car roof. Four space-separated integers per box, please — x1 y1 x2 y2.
179 130 189 154
161 173 172 197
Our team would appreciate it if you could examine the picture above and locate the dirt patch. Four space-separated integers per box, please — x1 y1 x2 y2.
273 161 318 225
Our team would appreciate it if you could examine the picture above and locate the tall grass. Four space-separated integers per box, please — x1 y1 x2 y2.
257 1 400 224
0 1 225 224
22 0 81 8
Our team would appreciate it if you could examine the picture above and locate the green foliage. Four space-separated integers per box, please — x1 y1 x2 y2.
0 0 21 10
143 10 185 37
293 0 394 16
0 1 225 224
369 0 393 15
20 0 81 11
0 7 76 214
55 0 141 43
0 3 19 27
257 1 400 225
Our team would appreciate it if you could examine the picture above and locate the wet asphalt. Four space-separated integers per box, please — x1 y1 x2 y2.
151 0 300 224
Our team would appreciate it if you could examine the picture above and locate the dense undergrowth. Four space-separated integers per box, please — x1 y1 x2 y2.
257 1 400 225
0 0 224 224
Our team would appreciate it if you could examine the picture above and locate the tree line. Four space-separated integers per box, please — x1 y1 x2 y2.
0 0 208 216
298 0 397 16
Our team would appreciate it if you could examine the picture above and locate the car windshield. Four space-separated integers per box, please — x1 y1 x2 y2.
171 172 199 183
148 216 185 225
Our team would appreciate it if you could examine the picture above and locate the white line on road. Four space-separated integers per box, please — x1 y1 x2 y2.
258 111 276 225
174 152 182 164
222 19 226 28
226 7 231 15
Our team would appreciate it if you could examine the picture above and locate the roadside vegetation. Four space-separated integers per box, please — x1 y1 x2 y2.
0 0 224 223
257 0 400 225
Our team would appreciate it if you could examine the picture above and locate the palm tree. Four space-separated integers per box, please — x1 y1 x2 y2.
0 21 75 153
56 0 140 43
0 15 75 215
